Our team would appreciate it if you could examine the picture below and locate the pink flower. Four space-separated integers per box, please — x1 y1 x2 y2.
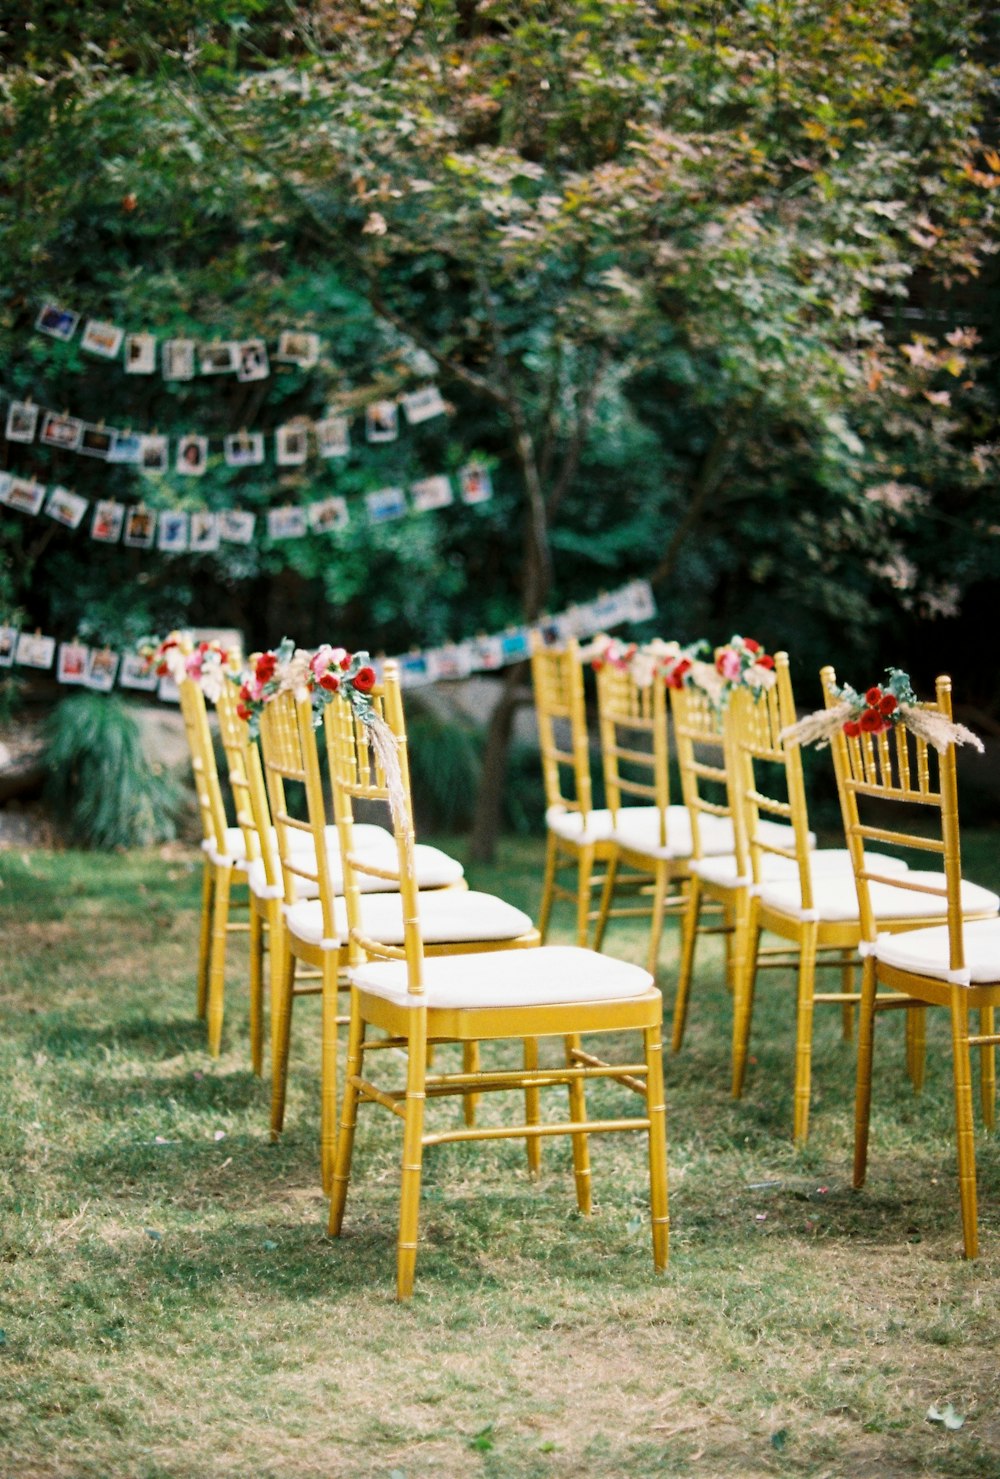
310 645 334 680
716 648 742 681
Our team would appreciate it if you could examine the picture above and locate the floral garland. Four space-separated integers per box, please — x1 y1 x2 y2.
713 635 775 692
138 631 241 701
781 667 984 755
585 631 775 710
586 635 708 691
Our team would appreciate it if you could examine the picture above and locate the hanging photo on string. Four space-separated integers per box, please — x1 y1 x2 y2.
267 505 308 540
140 435 169 473
40 412 83 452
218 509 255 544
158 510 189 552
459 464 492 505
162 339 196 381
401 385 447 425
5 401 38 444
86 649 120 692
236 339 269 382
366 486 407 523
0 626 18 668
500 628 531 663
275 423 308 466
469 634 504 671
16 632 56 670
35 304 79 341
223 431 264 467
176 435 208 476
398 652 432 688
45 487 88 529
410 474 453 513
123 507 155 549
79 425 115 460
307 496 349 534
108 431 143 465
315 415 350 458
275 331 320 369
365 400 399 443
199 342 239 375
57 641 90 685
2 477 46 515
91 499 125 543
125 333 156 375
81 320 124 359
119 651 159 691
190 512 220 552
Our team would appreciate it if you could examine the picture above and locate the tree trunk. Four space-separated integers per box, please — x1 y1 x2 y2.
467 662 530 863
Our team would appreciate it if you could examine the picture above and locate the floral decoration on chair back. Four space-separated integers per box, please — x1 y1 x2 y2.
781 667 984 755
585 631 775 709
139 631 241 700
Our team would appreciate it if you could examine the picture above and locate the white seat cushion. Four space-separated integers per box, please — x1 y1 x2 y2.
285 890 534 949
690 848 909 890
201 827 251 871
870 918 1000 986
349 944 654 1009
758 870 999 925
545 805 620 846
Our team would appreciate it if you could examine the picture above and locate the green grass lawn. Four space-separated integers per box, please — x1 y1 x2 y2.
2 833 1000 1478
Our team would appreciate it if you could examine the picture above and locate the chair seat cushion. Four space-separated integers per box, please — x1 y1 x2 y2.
690 848 910 889
545 805 620 846
201 827 253 870
349 944 654 1009
285 890 534 949
608 810 818 863
870 918 1000 985
758 870 999 925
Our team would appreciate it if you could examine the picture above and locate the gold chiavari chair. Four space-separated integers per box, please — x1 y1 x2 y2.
326 661 670 1299
259 685 540 1186
822 667 999 1256
730 654 997 1143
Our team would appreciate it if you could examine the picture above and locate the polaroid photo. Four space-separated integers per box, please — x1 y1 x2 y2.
499 627 531 664
44 486 88 529
365 486 407 524
158 510 189 552
223 432 265 468
125 332 157 375
81 319 124 359
467 634 504 672
57 640 90 685
365 400 399 444
236 339 269 383
40 412 83 452
108 431 144 465
275 331 320 369
118 651 160 691
157 674 181 704
587 590 629 630
315 415 350 459
397 652 432 688
2 476 46 515
199 341 238 376
267 505 308 541
275 423 308 466
16 632 56 670
459 463 493 505
307 496 349 534
91 499 125 543
0 625 18 667
176 435 208 476
123 506 156 549
78 425 115 460
162 339 196 381
86 648 120 692
410 474 453 513
427 644 472 682
189 511 220 552
218 509 256 544
139 434 169 474
5 400 38 444
35 304 79 341
625 579 657 623
401 385 447 426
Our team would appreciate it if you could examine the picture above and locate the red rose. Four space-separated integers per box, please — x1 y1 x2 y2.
757 654 775 670
255 652 277 683
860 708 884 733
236 702 250 721
666 658 691 689
743 638 761 653
340 653 353 671
352 666 376 693
843 720 861 738
879 693 898 716
156 661 168 676
865 686 882 706
319 672 340 692
239 682 252 703
162 638 178 651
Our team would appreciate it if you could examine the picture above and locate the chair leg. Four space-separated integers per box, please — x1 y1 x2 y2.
522 1037 542 1177
906 1005 927 1093
644 1022 670 1271
320 954 339 1194
950 990 979 1258
269 943 296 1142
248 905 265 1078
671 874 703 1053
575 844 596 949
853 956 879 1189
397 1008 429 1300
644 863 671 980
538 832 559 943
979 1005 995 1133
564 1034 592 1214
592 853 618 953
329 1003 365 1237
206 865 231 1058
196 859 213 1020
792 923 818 1146
461 1041 481 1127
731 905 762 1099
840 950 855 1041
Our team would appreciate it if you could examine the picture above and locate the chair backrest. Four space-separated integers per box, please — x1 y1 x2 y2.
258 690 337 924
595 660 670 847
821 666 964 964
325 662 426 992
215 680 281 888
529 632 595 820
178 678 230 856
727 652 815 901
669 681 733 863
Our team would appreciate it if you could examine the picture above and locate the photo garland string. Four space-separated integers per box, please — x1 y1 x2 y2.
0 580 657 702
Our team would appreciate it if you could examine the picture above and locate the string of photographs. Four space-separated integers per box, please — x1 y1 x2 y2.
3 381 449 473
34 300 332 380
0 461 492 552
0 581 656 701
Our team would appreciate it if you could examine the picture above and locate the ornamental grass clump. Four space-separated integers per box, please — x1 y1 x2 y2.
43 692 179 849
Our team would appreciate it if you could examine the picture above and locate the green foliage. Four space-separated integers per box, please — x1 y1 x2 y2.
404 699 483 832
43 693 179 849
